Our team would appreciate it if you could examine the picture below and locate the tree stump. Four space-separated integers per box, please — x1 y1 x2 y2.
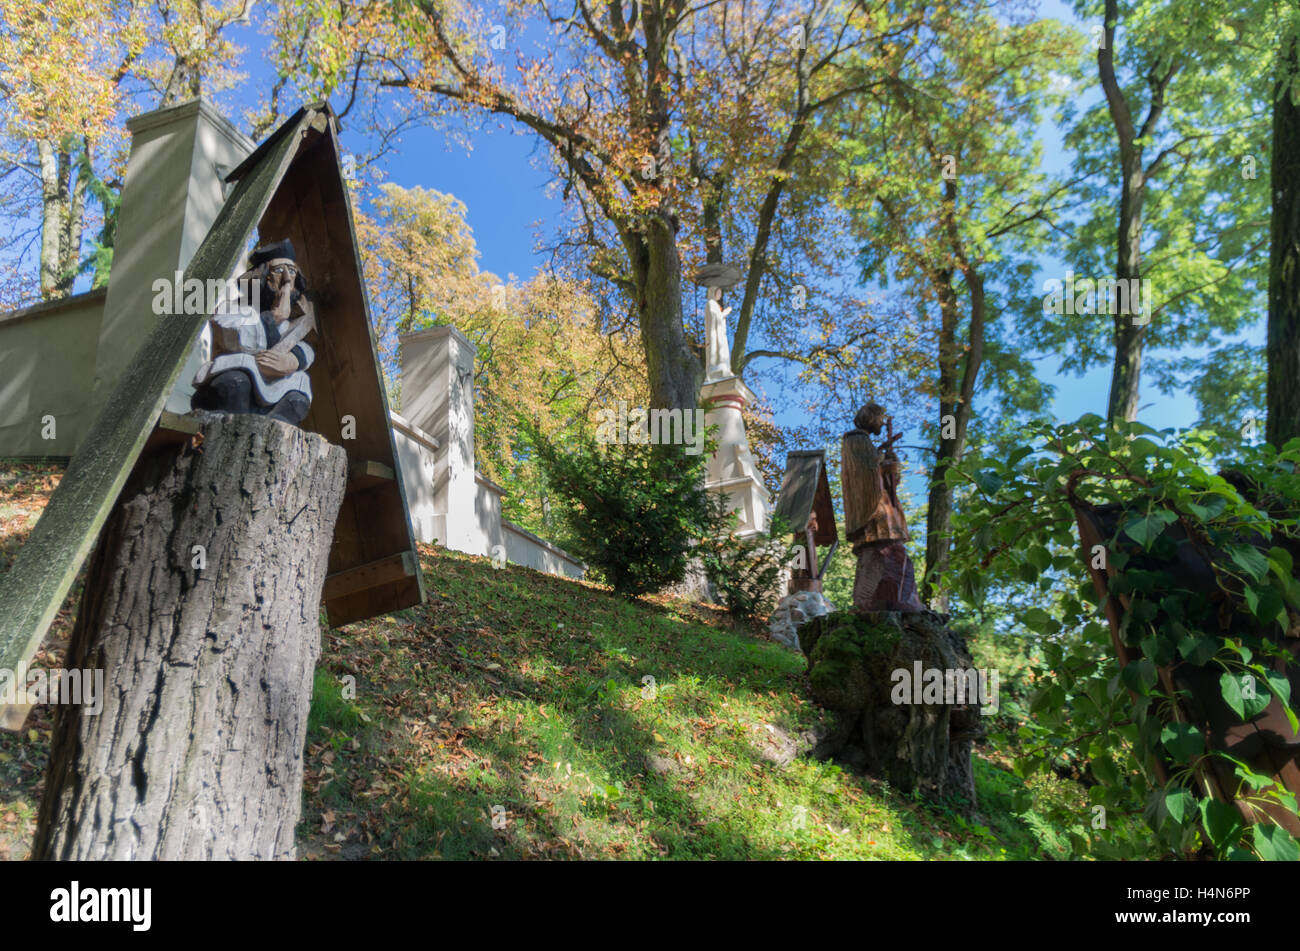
801 610 985 810
33 412 348 860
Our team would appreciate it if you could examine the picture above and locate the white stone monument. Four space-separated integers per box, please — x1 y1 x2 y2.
694 265 770 537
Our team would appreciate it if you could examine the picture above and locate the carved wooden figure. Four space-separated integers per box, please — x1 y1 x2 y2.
842 402 923 612
191 238 316 424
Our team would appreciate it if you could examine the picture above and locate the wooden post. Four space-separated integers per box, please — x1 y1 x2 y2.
33 412 347 860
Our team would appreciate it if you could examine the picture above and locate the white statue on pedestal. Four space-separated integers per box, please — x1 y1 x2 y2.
704 287 733 383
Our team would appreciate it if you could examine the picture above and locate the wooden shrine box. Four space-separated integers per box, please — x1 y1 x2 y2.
0 103 424 698
772 450 838 592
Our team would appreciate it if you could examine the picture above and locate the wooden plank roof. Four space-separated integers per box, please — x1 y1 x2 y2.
773 450 838 545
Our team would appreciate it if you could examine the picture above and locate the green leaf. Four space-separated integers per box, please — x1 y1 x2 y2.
974 469 1003 495
1091 755 1119 788
1160 722 1204 762
1219 670 1271 721
1007 446 1034 467
1252 823 1300 862
1199 799 1245 850
1120 658 1157 695
1026 546 1052 572
1227 545 1269 582
1122 510 1177 549
1023 607 1053 632
1176 629 1219 666
1164 787 1195 825
1263 670 1292 709
1268 546 1294 580
1233 763 1276 791
1139 635 1175 666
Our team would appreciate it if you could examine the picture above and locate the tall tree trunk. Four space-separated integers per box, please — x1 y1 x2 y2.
1268 33 1300 448
1106 153 1148 424
925 268 960 611
1098 0 1165 425
639 213 702 411
924 264 984 612
37 140 68 299
33 413 347 860
60 140 90 286
36 138 88 300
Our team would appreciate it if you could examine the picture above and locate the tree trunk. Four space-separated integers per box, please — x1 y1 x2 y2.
1098 0 1155 426
800 610 983 810
33 412 348 860
923 262 984 612
37 140 68 300
1107 312 1147 424
639 214 702 411
36 138 88 300
924 268 961 612
1268 34 1300 448
1106 154 1147 424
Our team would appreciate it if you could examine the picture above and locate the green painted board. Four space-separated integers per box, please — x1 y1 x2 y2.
0 110 315 678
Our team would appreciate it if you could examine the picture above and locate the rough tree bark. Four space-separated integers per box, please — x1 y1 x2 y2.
800 610 983 810
37 138 89 301
635 214 702 411
1268 33 1300 448
33 412 347 860
922 222 986 612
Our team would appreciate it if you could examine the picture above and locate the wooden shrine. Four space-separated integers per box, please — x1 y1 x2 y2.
772 450 838 593
0 103 424 697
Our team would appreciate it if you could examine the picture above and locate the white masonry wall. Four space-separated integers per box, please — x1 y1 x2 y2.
396 325 584 579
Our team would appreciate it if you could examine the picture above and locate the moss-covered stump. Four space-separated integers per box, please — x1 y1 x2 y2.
801 610 983 810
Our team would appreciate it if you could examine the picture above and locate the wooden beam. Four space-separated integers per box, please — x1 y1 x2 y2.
322 551 417 602
347 459 394 492
143 411 203 452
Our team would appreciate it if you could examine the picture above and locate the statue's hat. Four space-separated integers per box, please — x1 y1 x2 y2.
692 262 743 289
249 239 297 267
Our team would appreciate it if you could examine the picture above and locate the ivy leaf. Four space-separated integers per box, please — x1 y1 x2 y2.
1252 823 1300 862
1175 629 1219 666
1199 798 1245 850
1023 607 1053 632
1164 787 1195 825
1226 544 1269 582
1263 671 1299 735
1120 658 1157 695
1160 722 1204 762
1268 546 1294 580
1263 670 1292 709
1233 762 1277 791
1139 635 1175 666
1220 670 1272 721
1122 510 1177 549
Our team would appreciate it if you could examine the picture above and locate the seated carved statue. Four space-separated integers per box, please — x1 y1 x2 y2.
191 239 315 425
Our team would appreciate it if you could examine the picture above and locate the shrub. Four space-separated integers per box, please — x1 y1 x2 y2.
697 512 798 623
528 424 717 597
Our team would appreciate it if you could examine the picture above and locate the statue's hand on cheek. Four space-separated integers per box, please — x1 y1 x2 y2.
255 349 298 380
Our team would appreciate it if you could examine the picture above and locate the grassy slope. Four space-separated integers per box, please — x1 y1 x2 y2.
296 547 1060 860
2 461 1057 860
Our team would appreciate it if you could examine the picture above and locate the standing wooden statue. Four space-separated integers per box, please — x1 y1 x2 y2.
842 402 923 612
191 239 316 425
